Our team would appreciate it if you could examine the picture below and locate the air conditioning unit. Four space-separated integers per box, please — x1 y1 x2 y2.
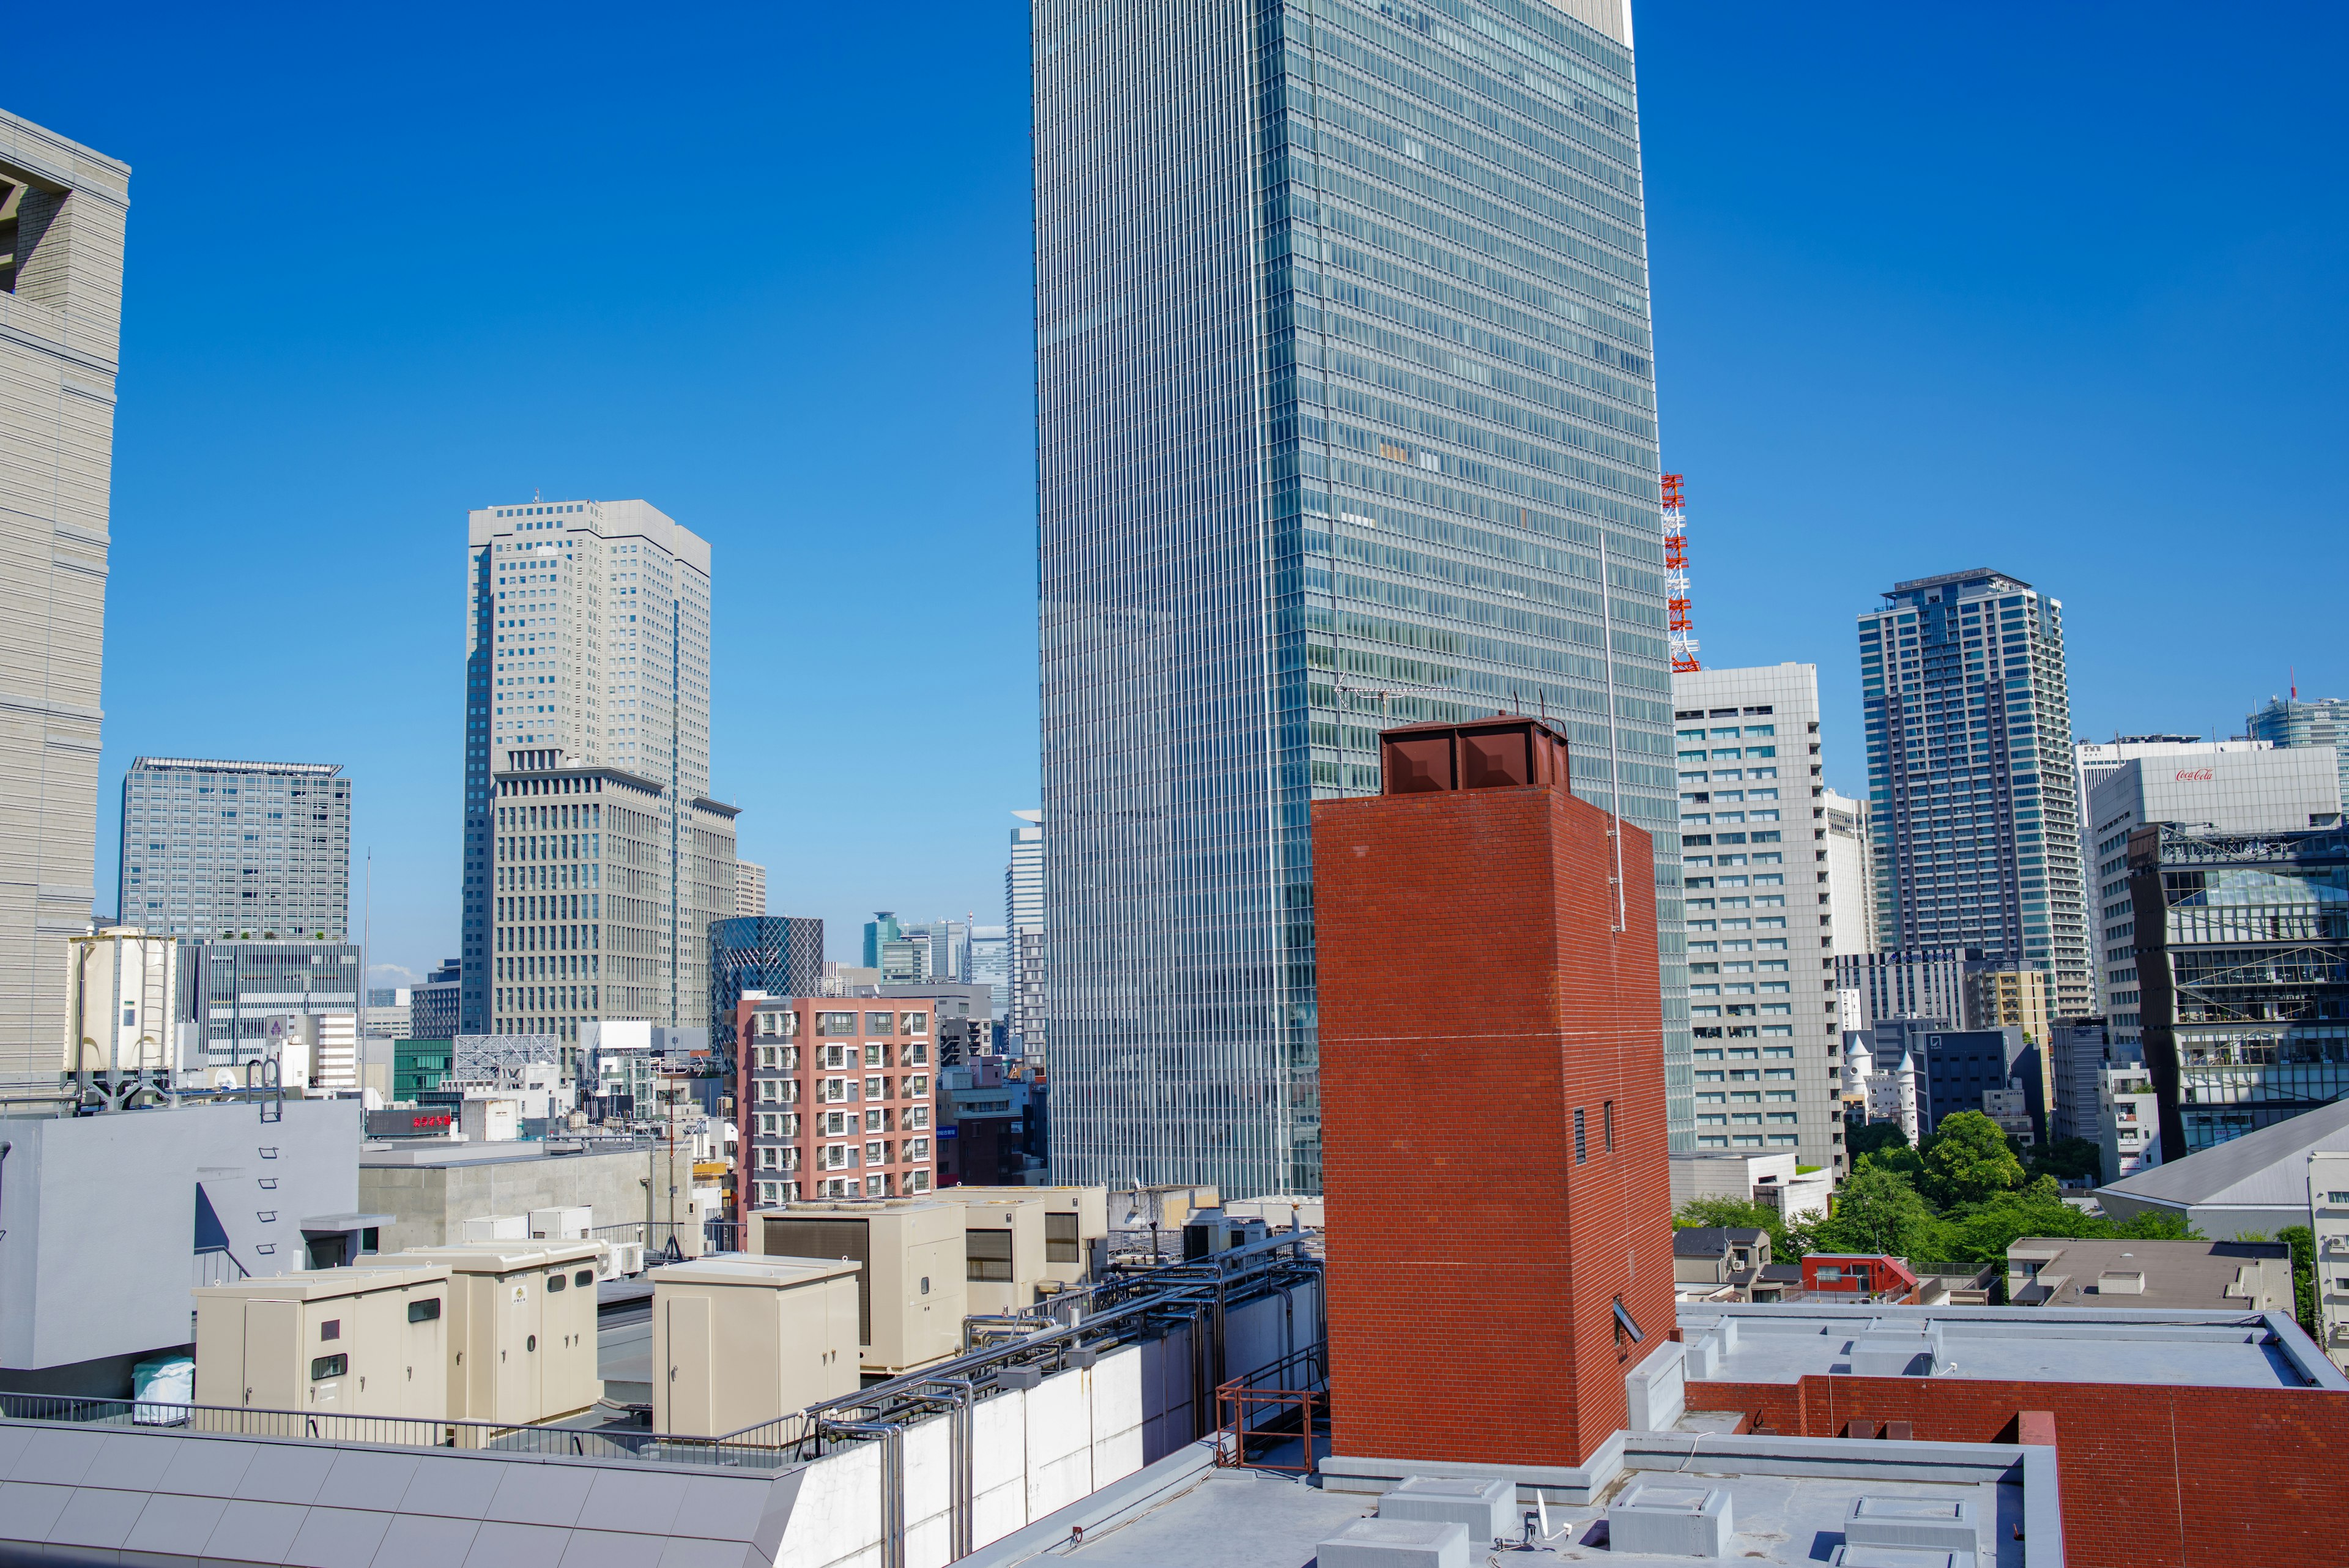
602 1241 645 1279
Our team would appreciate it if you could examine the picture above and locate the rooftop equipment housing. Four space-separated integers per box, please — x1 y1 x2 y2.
650 1255 860 1437
757 1198 967 1374
379 1241 602 1424
946 1183 1110 1285
961 1195 1050 1315
192 1263 450 1419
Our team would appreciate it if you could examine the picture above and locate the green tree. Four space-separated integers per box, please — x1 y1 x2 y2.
2277 1225 2320 1339
2026 1136 2105 1184
1811 1164 1946 1261
1921 1112 2027 1207
1844 1121 1910 1162
1939 1178 2107 1268
2107 1208 2199 1241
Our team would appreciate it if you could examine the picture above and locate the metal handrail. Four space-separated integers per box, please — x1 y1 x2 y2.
0 1391 798 1470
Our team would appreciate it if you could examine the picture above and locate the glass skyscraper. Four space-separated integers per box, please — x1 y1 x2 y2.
1033 0 1683 1196
1858 571 2093 1019
2247 696 2349 810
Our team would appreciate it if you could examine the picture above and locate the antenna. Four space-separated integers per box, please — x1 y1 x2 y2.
1663 474 1699 673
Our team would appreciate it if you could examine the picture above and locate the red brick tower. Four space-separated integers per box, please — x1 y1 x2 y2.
1313 716 1674 1468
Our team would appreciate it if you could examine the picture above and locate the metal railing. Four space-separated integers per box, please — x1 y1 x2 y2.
1214 1340 1327 1474
584 1218 743 1260
0 1391 801 1470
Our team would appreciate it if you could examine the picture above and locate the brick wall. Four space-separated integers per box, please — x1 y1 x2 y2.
1314 778 1672 1466
1690 1373 2349 1566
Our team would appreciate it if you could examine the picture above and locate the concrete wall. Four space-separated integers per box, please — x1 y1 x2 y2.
0 1099 360 1380
358 1145 676 1252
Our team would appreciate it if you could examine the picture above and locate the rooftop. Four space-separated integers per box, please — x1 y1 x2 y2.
1675 1304 2343 1392
2097 1096 2349 1213
2005 1238 2290 1311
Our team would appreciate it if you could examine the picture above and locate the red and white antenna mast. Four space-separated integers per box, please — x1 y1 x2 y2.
1663 473 1699 673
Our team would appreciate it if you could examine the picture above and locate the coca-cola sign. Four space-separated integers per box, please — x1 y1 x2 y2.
2173 768 2213 782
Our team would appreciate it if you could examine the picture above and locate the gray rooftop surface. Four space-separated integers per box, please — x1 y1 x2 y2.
2095 1096 2349 1209
1051 1468 2024 1567
1677 1304 2340 1390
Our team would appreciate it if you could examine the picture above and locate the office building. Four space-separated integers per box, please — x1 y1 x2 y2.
409 956 461 1039
2085 745 2340 1050
900 918 970 984
708 914 825 1053
362 986 410 1043
1969 964 2050 1044
970 923 1009 1017
2248 694 2349 808
861 910 900 970
1912 1025 2039 1140
182 940 362 1067
1034 1 1682 1194
1821 787 1876 956
2125 822 2349 1158
116 758 352 940
734 858 766 917
463 499 734 1049
1859 570 2092 1016
1672 665 1842 1170
1314 716 1674 1466
1836 945 1983 1030
732 994 939 1211
0 111 128 1086
2049 1014 2113 1143
1004 811 1043 1050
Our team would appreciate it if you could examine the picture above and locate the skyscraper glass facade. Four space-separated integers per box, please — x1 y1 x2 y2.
1858 571 2093 1017
2247 696 2349 811
1033 0 1682 1196
117 759 351 940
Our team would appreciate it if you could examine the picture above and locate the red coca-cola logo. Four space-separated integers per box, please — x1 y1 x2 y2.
2173 768 2213 782
410 1114 452 1129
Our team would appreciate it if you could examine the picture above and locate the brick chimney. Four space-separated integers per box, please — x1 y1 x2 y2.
1313 716 1675 1468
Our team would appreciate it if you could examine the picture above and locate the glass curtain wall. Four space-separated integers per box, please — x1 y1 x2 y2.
1034 0 1682 1197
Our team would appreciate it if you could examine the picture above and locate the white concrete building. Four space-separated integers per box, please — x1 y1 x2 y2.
1671 663 1842 1173
1821 787 1876 957
2083 746 2340 1049
735 858 766 918
0 111 128 1086
461 500 735 1047
1006 809 1045 1051
2099 1060 2159 1184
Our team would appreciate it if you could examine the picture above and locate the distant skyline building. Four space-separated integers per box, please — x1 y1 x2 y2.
708 915 824 1057
183 940 362 1066
970 924 1009 1019
116 759 352 941
861 911 900 971
0 111 129 1085
1004 811 1043 1055
1671 664 1842 1172
2246 695 2349 809
1859 570 2093 1017
733 860 766 918
462 498 731 1047
410 957 460 1039
1032 0 1679 1194
2084 745 2340 1052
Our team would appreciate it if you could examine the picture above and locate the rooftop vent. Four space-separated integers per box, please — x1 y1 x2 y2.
1606 1484 1733 1558
1378 716 1570 796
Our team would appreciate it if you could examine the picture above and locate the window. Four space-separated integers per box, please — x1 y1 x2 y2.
546 1272 567 1291
311 1354 347 1381
967 1228 1014 1282
817 1012 856 1035
865 1011 895 1035
407 1298 442 1323
904 1012 929 1035
319 1320 341 1341
1603 1101 1614 1153
1045 1212 1082 1263
1574 1107 1587 1164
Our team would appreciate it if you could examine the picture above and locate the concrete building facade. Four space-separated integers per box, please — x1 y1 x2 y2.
459 499 726 1034
1671 664 1842 1170
116 758 351 941
734 857 766 918
1860 570 2093 1017
1821 787 1876 957
0 111 128 1086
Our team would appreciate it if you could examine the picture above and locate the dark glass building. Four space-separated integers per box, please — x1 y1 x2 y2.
708 916 825 1058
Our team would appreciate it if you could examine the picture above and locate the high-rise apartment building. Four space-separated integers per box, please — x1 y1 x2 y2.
462 499 733 1049
116 759 351 940
1004 812 1044 1052
733 860 766 918
2084 745 2339 1053
1033 0 1680 1194
1671 664 1842 1172
2247 696 2349 808
1859 570 2092 1017
1821 789 1876 957
0 112 129 1085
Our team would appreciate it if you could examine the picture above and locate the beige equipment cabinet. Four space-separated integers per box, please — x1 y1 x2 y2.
756 1198 968 1375
650 1256 859 1438
380 1241 602 1424
193 1264 450 1419
960 1197 1049 1315
946 1184 1109 1288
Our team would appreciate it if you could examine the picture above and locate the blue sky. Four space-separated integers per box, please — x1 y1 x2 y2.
15 1 2343 986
